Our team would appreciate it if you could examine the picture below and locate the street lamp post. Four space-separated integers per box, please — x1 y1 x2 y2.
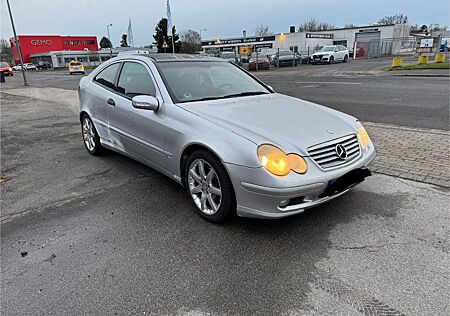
6 0 27 86
199 29 207 52
107 24 113 58
199 28 207 40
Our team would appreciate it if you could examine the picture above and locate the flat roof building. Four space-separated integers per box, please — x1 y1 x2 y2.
202 24 413 58
9 35 98 64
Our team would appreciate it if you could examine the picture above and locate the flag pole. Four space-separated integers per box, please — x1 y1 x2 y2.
167 0 175 53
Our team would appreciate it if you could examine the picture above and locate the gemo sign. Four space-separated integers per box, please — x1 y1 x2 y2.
30 39 53 46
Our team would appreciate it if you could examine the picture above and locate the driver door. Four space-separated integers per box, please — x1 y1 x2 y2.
107 61 166 168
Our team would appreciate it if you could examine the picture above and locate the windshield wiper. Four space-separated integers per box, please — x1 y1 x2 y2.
221 91 270 99
191 91 269 103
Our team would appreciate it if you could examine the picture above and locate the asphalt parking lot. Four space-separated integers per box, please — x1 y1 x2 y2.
1 61 449 315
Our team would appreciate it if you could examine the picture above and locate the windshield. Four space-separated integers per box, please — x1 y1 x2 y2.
250 53 266 58
157 61 270 103
220 52 235 59
0 62 9 67
320 46 335 52
278 51 293 56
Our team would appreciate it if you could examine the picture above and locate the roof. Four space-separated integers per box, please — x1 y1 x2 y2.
137 53 223 62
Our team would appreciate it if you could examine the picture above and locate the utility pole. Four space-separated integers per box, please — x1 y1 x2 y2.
6 0 27 85
107 24 113 58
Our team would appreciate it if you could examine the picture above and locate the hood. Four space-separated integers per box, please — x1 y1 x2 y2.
278 55 296 60
313 51 331 56
180 94 357 155
250 58 268 63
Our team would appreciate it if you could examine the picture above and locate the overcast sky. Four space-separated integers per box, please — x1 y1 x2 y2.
1 0 449 46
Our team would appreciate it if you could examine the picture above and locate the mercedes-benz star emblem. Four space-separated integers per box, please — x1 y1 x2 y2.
335 144 348 160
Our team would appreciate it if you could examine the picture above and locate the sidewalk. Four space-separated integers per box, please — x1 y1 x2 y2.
1 87 449 188
366 122 449 188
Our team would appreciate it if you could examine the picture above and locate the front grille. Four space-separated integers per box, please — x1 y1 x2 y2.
313 55 322 60
307 134 361 169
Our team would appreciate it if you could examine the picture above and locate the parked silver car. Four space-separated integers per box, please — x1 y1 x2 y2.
79 54 375 222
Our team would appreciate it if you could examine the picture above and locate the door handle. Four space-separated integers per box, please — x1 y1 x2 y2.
107 98 115 106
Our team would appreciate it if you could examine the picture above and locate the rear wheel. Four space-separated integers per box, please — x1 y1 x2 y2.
81 115 104 155
185 150 236 223
343 55 348 63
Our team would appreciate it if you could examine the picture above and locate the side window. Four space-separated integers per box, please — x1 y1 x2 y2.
94 63 121 89
116 62 156 98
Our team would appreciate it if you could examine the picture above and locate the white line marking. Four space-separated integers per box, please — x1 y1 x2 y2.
293 81 363 85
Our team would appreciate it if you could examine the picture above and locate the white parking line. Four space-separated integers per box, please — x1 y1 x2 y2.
292 81 363 85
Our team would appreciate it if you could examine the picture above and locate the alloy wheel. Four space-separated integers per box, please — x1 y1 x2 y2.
82 117 96 152
188 158 222 215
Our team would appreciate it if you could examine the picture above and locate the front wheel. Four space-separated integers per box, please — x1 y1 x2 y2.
185 150 236 223
329 56 334 63
81 115 104 155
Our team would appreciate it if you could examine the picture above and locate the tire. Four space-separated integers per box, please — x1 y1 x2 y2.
329 56 334 64
343 55 348 63
70 73 73 75
184 150 236 223
81 114 104 155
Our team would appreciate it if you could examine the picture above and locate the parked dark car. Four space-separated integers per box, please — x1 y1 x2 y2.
248 53 270 70
37 61 52 70
298 51 310 64
273 50 301 67
219 52 241 66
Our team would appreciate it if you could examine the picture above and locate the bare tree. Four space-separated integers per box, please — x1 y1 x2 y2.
298 18 335 32
254 24 272 36
377 13 408 25
429 23 448 32
180 29 202 54
0 39 14 64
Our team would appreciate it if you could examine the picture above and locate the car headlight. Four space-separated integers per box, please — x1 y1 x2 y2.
257 144 308 176
356 121 372 151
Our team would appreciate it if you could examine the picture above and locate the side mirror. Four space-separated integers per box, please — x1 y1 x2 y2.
132 95 159 111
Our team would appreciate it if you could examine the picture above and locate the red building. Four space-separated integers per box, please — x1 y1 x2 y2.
10 35 98 64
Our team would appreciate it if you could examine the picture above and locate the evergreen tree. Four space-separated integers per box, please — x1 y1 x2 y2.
100 36 112 49
120 34 129 47
153 18 181 53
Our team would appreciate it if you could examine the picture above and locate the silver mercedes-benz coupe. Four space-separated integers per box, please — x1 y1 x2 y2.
79 54 375 223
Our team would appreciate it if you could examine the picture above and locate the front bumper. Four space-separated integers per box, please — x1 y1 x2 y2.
226 148 375 219
312 55 331 62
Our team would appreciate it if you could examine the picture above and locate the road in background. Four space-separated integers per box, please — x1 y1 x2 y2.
259 75 449 131
3 64 449 131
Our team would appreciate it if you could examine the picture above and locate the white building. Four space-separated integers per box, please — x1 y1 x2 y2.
202 24 413 58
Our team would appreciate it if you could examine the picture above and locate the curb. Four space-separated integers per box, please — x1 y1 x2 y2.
387 73 450 78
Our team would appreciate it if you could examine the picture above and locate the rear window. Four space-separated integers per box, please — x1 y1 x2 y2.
70 62 82 66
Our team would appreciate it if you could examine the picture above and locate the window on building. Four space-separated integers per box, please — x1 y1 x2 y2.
116 62 156 98
94 63 121 89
